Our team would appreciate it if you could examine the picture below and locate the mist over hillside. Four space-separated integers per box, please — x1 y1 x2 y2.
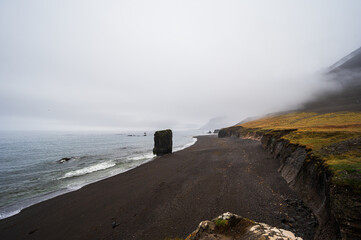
200 116 236 131
301 47 361 112
232 48 361 127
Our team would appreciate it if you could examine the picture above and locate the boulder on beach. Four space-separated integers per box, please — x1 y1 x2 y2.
185 212 303 240
153 129 172 156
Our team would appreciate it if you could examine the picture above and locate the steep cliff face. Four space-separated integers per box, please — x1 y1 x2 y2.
260 133 340 240
218 127 360 240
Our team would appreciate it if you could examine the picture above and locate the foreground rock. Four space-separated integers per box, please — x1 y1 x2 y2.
185 212 302 240
153 129 173 156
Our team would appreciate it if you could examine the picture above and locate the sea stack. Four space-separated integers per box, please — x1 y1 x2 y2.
153 129 173 156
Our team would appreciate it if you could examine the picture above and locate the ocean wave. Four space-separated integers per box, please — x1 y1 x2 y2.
60 161 116 179
126 153 155 161
0 209 21 220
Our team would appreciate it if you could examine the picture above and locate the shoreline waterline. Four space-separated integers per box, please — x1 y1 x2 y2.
0 137 198 220
0 136 316 240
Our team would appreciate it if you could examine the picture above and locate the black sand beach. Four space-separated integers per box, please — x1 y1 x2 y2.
0 136 316 240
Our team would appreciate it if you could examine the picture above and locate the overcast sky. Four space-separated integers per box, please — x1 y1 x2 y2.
1 0 361 131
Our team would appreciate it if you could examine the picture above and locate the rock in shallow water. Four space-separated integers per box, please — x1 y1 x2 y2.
58 157 72 163
185 212 303 240
153 129 173 156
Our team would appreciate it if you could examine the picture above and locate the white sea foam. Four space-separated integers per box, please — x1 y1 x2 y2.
126 153 155 161
174 138 197 152
66 184 83 191
60 161 116 179
0 209 21 220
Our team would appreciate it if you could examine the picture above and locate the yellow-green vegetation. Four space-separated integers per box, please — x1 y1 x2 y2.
241 112 361 132
215 219 229 228
239 112 361 192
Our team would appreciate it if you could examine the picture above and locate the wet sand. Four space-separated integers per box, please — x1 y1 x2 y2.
0 136 315 240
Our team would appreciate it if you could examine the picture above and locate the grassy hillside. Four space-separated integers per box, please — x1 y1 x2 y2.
238 112 361 192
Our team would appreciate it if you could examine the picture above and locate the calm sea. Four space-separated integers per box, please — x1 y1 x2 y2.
0 130 204 219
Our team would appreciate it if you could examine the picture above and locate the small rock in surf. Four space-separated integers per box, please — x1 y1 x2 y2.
58 157 72 163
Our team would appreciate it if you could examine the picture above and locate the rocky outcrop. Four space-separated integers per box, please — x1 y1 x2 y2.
58 157 74 163
218 127 361 239
320 137 361 155
153 129 173 156
218 126 245 138
213 129 220 134
185 212 302 240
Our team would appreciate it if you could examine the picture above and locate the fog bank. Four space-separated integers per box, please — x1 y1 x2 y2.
1 0 361 131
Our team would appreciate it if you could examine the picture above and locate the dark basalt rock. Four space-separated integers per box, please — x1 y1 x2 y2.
153 129 172 156
58 157 72 163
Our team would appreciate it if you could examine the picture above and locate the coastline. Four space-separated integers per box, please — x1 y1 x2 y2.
0 136 198 220
0 136 315 240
